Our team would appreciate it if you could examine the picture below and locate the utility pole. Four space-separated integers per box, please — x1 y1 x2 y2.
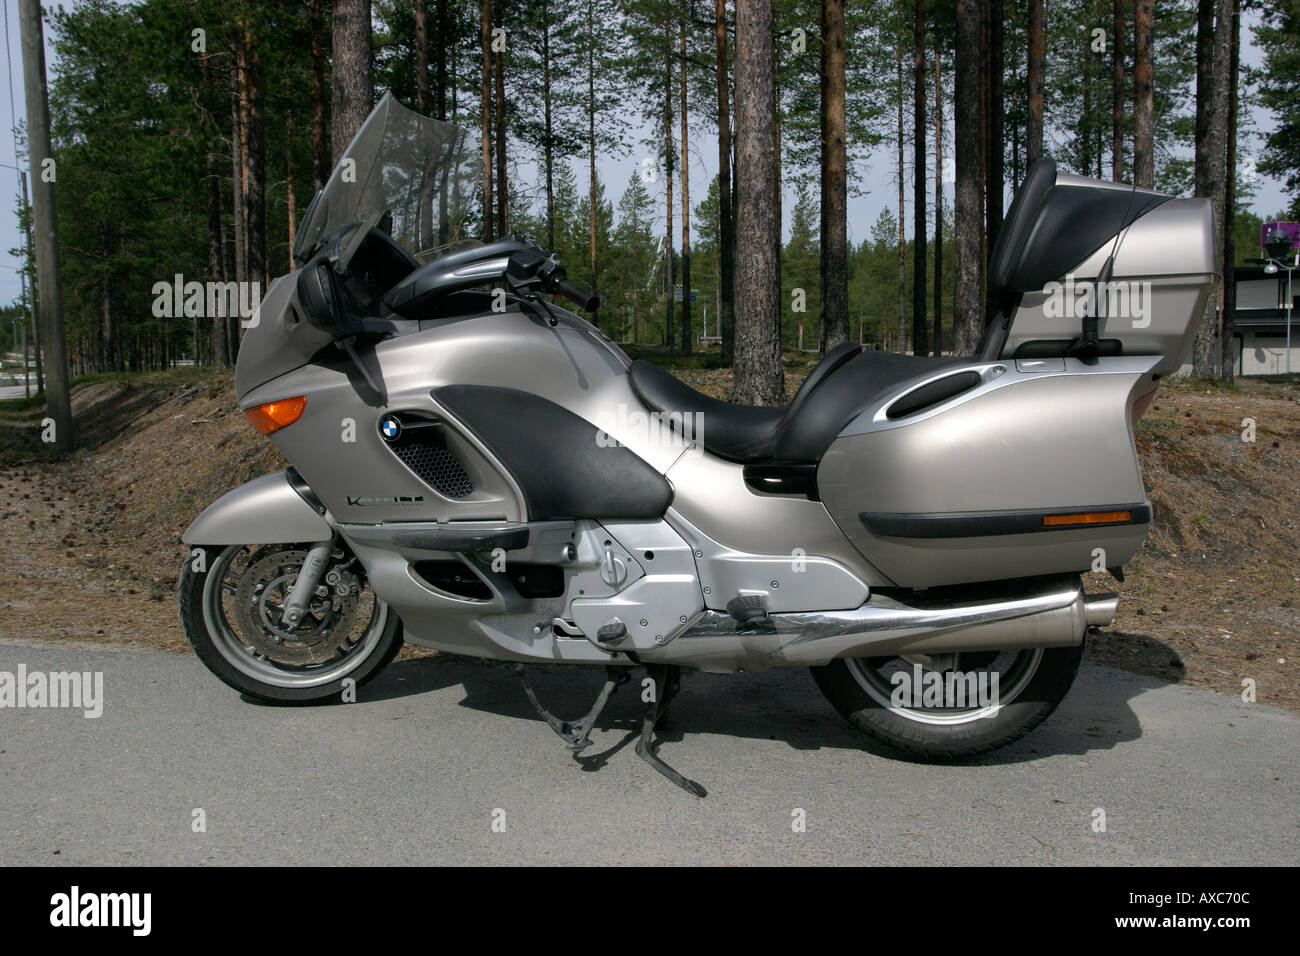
19 169 41 392
19 0 71 451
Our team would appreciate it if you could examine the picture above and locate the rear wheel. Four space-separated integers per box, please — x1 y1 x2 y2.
811 642 1084 760
179 543 403 703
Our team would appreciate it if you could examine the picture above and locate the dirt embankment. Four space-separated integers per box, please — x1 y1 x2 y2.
0 373 283 653
0 365 1296 708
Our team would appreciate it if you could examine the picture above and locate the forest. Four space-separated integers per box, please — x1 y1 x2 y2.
4 0 1286 405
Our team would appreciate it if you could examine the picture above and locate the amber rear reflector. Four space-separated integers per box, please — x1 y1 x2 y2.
244 396 306 435
1042 510 1132 528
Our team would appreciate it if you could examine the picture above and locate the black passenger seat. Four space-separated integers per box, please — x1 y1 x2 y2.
627 344 961 465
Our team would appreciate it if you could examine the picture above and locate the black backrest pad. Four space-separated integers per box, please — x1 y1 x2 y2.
990 157 1170 300
784 342 862 422
988 156 1058 299
771 350 964 462
433 385 672 520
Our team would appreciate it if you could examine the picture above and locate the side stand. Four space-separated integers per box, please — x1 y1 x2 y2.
636 664 707 798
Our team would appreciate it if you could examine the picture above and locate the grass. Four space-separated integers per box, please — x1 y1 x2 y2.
620 343 728 371
1161 375 1244 395
0 367 218 466
69 366 213 391
0 392 57 463
1135 417 1188 439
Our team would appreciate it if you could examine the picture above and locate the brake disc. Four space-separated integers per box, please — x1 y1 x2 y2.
231 547 361 666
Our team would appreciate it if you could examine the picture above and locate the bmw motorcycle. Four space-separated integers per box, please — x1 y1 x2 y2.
180 94 1217 795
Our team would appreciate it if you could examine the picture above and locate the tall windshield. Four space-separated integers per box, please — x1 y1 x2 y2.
293 92 479 262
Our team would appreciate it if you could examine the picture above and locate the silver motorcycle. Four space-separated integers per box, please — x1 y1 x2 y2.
180 94 1216 795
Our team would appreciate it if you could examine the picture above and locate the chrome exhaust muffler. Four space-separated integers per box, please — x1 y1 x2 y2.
656 576 1117 672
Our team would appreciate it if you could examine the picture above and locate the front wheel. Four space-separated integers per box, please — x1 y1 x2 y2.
179 543 403 703
811 642 1084 760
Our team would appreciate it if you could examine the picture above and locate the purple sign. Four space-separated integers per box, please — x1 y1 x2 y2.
1261 220 1300 251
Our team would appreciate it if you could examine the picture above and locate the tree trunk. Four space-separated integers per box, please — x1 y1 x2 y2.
544 16 555 250
230 54 246 288
1193 0 1232 377
897 46 905 353
435 0 448 119
820 0 848 351
984 0 1003 327
479 0 493 240
954 0 982 355
100 276 111 373
715 0 735 365
331 0 373 162
207 147 228 368
774 94 783 350
1012 92 1020 185
242 22 266 290
415 0 429 114
1133 0 1155 188
1195 0 1214 196
819 7 828 349
933 41 943 356
1220 0 1239 383
309 0 328 193
286 110 297 263
1082 65 1093 175
587 0 599 325
664 11 675 350
494 0 507 235
1112 0 1124 180
911 0 927 356
679 2 691 355
1026 0 1044 166
731 0 783 404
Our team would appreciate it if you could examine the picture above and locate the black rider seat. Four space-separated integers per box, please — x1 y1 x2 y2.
628 344 963 465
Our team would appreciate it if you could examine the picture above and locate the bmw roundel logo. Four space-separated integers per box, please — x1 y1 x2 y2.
379 415 402 442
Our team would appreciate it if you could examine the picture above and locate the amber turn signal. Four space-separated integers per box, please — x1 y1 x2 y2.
1042 510 1132 528
243 396 306 435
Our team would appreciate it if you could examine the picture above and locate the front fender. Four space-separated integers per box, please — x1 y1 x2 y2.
182 469 331 545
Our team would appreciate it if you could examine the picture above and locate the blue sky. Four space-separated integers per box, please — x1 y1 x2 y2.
0 0 1289 311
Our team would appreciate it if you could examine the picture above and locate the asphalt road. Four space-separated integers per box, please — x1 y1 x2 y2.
1 639 1296 866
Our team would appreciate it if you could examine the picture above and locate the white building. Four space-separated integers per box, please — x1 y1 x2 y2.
1175 266 1300 376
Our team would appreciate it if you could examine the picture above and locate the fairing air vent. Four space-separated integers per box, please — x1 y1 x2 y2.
381 414 474 499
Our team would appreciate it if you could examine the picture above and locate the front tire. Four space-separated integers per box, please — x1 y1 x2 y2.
179 543 403 703
811 642 1084 760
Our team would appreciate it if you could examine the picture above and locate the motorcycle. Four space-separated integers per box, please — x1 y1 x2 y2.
180 94 1217 796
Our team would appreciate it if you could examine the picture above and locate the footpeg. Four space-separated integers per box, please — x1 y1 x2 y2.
595 619 628 647
726 594 769 624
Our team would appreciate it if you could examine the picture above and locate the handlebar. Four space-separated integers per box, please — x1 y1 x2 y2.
551 276 601 312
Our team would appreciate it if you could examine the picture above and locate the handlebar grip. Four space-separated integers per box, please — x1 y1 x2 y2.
555 277 600 312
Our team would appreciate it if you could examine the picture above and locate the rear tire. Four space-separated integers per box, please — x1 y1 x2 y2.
179 543 403 704
811 642 1084 761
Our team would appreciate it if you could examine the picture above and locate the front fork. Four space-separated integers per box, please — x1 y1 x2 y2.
280 536 336 628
